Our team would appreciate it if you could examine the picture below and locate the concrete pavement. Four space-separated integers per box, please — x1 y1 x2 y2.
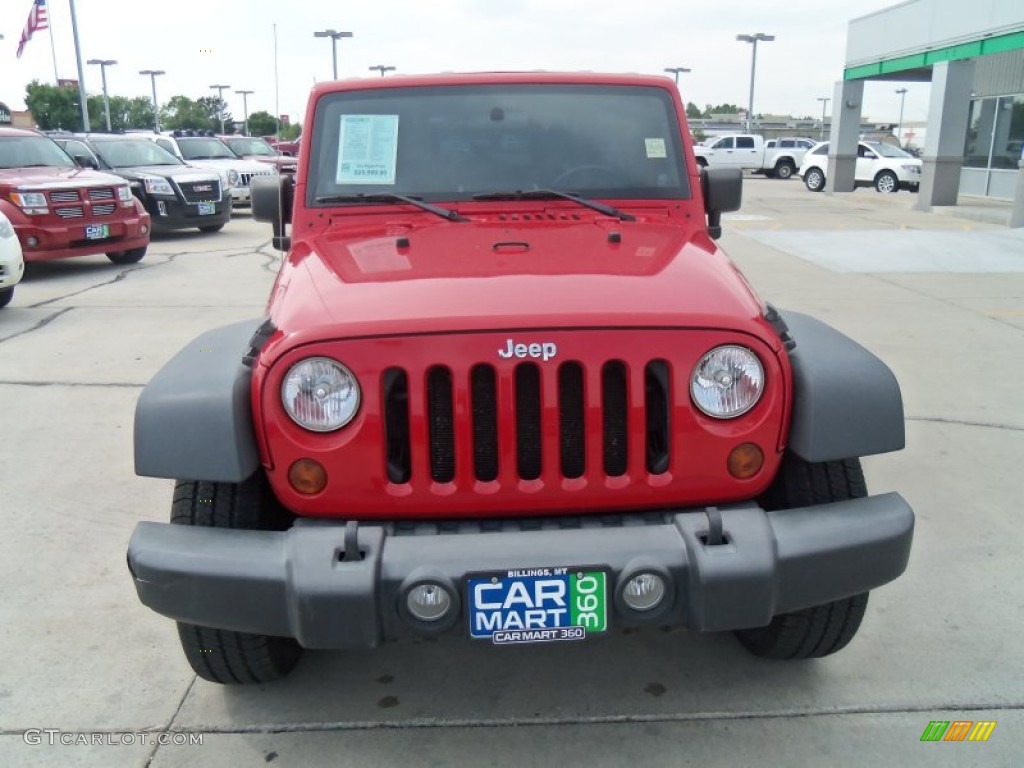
0 182 1021 767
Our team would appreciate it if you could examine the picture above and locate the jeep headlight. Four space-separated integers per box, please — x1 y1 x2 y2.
690 345 764 419
142 177 174 195
227 169 240 186
281 357 360 431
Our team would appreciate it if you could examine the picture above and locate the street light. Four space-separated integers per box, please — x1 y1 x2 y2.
895 88 909 147
369 65 396 77
235 90 254 136
817 97 830 142
87 59 117 132
313 29 353 80
663 67 691 86
736 33 775 133
139 69 165 132
209 84 231 134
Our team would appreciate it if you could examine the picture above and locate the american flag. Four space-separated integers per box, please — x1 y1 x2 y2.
16 0 49 59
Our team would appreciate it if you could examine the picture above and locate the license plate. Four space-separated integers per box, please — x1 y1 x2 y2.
197 202 216 215
468 567 607 644
85 223 109 240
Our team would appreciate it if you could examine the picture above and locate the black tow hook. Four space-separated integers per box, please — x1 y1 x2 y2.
703 506 726 546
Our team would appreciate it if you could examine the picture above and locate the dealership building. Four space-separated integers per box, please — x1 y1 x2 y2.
831 0 1023 213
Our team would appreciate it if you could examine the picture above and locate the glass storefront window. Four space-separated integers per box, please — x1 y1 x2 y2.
992 95 1024 170
964 98 996 169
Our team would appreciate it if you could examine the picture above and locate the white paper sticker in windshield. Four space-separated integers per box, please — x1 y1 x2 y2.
645 138 667 159
336 115 399 184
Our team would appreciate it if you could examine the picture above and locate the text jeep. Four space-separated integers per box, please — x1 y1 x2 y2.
127 73 914 684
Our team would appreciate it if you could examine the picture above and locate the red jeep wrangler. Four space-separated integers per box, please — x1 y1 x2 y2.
0 128 151 264
128 73 913 684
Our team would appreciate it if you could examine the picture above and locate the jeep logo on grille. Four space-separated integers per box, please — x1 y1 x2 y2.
192 184 213 192
498 339 558 361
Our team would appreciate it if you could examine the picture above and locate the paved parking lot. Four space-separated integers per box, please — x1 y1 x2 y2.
1 182 1022 767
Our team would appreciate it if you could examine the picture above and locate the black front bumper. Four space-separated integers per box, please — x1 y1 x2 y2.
146 198 233 231
128 493 913 649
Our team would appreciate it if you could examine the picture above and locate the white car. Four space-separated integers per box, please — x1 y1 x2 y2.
798 141 922 193
0 209 25 309
146 133 277 206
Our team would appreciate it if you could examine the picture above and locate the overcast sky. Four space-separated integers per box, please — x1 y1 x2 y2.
2 0 931 128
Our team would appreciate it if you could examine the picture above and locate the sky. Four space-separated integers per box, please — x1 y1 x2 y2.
1 0 932 129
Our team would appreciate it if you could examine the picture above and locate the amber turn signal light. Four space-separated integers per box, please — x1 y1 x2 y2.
727 443 764 479
289 459 327 494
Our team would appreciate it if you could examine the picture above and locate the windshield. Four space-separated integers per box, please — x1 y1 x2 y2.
309 84 689 204
177 138 237 160
225 138 276 156
0 136 76 169
865 142 914 158
93 139 183 168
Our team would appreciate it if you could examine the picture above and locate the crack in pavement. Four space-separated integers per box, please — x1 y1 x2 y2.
27 253 183 309
0 307 73 346
145 677 197 768
0 380 145 388
906 416 1023 432
255 240 283 274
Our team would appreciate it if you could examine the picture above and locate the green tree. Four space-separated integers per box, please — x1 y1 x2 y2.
125 97 156 130
24 80 83 131
246 110 279 137
161 95 210 131
196 96 233 133
686 101 702 120
280 121 301 140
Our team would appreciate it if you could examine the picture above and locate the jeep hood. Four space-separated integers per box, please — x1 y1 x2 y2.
0 166 126 189
268 215 767 351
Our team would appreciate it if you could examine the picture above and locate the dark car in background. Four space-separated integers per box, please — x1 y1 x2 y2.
54 136 231 233
219 136 297 174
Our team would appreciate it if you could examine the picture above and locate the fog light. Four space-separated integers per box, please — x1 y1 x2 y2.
406 583 451 622
140 224 150 234
727 443 764 479
288 458 326 494
27 236 39 247
622 573 666 611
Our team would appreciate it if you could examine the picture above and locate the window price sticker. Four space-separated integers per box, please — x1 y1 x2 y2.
336 114 399 185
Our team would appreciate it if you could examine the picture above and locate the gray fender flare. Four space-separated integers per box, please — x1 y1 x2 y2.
780 311 905 462
134 320 263 482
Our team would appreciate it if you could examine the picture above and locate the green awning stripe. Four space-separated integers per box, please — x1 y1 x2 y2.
844 29 1024 80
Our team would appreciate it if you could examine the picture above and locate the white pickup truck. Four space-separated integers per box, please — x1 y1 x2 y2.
693 135 815 179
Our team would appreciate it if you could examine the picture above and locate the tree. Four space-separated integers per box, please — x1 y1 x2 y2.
197 96 234 133
24 81 82 130
246 110 278 137
280 122 301 140
686 102 702 120
161 95 211 131
125 97 156 130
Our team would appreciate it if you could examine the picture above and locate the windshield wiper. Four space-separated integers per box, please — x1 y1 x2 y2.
471 189 635 221
315 193 468 222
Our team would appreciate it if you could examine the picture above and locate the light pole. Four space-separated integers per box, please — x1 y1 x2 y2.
736 33 774 133
895 87 909 147
139 69 165 132
209 84 231 134
235 90 254 136
663 67 691 86
817 97 830 142
313 29 353 80
369 65 396 77
87 59 117 132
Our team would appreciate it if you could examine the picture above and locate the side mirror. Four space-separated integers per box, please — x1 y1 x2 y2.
251 174 294 251
73 153 98 170
701 167 742 239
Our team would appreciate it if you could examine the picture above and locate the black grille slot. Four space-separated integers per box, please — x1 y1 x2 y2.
559 362 585 478
645 361 671 474
382 368 411 483
515 364 542 480
471 365 498 481
602 361 628 476
426 366 455 482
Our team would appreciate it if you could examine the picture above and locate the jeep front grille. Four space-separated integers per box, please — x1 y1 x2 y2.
382 360 672 486
238 171 273 188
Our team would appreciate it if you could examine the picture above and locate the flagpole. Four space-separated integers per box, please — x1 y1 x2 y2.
48 6 60 84
67 0 90 131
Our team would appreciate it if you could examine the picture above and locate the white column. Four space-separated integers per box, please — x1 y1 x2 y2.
915 59 975 210
825 79 863 194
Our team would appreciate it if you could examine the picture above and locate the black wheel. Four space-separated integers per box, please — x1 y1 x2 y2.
804 167 825 192
198 223 225 233
171 473 302 684
775 161 795 180
875 170 898 193
735 454 870 659
106 246 147 265
0 287 13 309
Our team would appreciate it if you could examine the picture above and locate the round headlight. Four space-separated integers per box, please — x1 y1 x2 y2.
691 345 764 419
281 357 360 431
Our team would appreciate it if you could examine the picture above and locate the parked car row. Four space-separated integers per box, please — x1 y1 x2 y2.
0 126 286 309
798 141 922 193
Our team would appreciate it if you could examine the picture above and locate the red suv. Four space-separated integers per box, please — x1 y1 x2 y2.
0 128 151 264
128 73 913 684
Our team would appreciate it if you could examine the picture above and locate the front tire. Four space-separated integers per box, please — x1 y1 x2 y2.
775 161 795 179
804 167 825 192
198 223 225 233
735 455 870 659
106 246 147 265
0 287 13 309
875 170 899 193
171 473 302 684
